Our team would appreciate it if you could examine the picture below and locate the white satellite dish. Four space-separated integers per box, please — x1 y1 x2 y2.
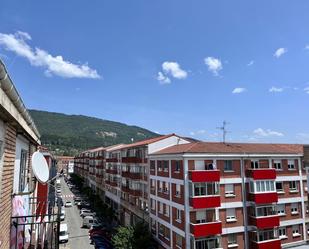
31 151 49 183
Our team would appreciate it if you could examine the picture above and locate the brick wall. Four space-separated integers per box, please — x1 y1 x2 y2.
0 124 16 249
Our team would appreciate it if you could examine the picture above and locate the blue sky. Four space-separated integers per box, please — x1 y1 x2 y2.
1 0 309 143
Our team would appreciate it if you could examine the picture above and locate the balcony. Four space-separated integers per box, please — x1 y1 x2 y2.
249 215 279 229
106 168 118 174
110 181 118 187
247 168 276 180
122 157 144 163
106 158 118 163
251 239 281 249
122 185 130 193
249 205 279 229
249 192 278 204
129 189 142 197
189 170 220 182
190 196 221 209
190 221 222 237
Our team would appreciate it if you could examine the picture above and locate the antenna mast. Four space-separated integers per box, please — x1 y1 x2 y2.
217 121 230 143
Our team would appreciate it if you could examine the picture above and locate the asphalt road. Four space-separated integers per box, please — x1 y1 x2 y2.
59 178 93 249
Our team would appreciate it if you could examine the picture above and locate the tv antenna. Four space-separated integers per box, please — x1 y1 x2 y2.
217 121 230 143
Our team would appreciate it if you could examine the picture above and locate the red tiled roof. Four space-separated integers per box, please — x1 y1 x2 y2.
119 134 176 149
153 142 304 155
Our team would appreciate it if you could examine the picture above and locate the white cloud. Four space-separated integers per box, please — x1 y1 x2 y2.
162 61 187 79
269 86 283 93
157 71 171 84
0 31 100 79
157 61 187 84
253 128 284 137
189 129 207 136
232 87 246 94
204 57 222 76
305 45 309 50
274 47 287 58
247 60 254 66
304 87 309 94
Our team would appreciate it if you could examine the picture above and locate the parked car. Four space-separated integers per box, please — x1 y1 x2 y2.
65 201 73 207
82 216 98 228
59 223 69 243
81 211 96 218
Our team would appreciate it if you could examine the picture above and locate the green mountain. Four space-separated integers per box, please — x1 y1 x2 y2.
28 110 159 156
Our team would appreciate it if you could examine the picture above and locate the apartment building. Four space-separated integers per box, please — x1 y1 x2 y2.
74 134 190 226
0 59 61 249
148 142 308 249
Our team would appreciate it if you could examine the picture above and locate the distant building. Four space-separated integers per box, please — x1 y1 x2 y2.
56 156 74 175
75 135 309 249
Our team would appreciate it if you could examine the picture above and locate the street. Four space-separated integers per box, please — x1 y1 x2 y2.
59 178 93 249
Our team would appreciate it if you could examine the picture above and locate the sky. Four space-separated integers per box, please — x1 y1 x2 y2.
0 0 309 143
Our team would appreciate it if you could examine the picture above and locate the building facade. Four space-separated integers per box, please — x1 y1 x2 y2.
0 59 58 249
149 142 308 249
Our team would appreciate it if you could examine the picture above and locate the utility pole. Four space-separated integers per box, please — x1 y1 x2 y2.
217 121 230 143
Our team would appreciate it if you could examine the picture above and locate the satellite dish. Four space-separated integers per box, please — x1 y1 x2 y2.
32 151 49 183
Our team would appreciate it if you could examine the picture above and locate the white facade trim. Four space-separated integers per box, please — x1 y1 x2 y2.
150 175 184 185
150 194 184 210
150 213 186 237
276 176 301 181
222 226 245 234
220 178 242 184
278 197 302 204
280 218 303 227
220 202 244 209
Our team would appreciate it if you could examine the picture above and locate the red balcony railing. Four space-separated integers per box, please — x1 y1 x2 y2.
106 158 118 163
249 192 278 204
190 221 222 237
190 196 221 209
249 215 280 229
247 169 276 180
251 239 281 249
121 157 147 163
189 170 220 182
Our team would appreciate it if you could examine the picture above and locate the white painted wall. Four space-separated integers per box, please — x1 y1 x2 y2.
13 135 29 194
148 136 190 154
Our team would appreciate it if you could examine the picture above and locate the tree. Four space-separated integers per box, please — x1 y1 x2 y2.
132 222 154 249
112 226 134 249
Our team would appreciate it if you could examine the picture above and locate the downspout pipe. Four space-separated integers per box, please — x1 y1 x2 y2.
0 59 40 140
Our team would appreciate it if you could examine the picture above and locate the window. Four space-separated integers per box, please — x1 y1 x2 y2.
274 160 282 170
250 180 275 193
276 182 284 193
175 184 181 197
158 161 162 171
159 181 163 192
19 149 28 192
163 160 169 172
251 160 259 169
225 184 235 197
288 160 295 170
224 160 233 171
165 205 169 217
278 227 287 239
175 233 182 248
176 209 181 222
292 225 300 237
196 211 206 223
151 199 155 210
226 208 236 222
193 182 219 196
277 204 285 215
175 160 181 172
289 181 298 192
291 203 299 215
164 182 169 194
159 202 163 214
256 205 276 217
227 234 237 245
